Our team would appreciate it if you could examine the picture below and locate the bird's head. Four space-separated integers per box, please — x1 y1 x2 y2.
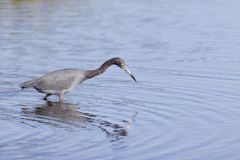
114 57 136 81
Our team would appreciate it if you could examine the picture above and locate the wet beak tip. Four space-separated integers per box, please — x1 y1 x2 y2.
124 67 136 81
131 75 137 81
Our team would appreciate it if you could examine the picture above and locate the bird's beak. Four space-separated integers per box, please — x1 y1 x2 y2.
122 65 136 81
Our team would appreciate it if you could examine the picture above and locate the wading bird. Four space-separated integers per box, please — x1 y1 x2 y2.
20 57 136 102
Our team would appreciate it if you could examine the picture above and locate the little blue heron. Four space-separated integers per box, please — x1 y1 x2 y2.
20 57 136 102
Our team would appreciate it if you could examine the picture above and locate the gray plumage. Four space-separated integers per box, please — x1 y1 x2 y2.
20 57 136 102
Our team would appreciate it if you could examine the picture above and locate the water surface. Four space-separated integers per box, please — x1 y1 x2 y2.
1 0 240 159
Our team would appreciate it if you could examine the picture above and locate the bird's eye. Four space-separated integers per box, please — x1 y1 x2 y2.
121 64 125 69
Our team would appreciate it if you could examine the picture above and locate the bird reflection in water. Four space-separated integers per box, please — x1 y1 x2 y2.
21 101 137 141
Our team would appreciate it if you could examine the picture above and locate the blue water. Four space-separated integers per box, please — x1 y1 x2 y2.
1 0 240 159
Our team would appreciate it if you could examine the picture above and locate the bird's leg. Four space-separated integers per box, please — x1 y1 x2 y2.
43 94 51 101
59 93 64 103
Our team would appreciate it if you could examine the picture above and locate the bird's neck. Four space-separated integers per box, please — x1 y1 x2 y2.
85 58 116 79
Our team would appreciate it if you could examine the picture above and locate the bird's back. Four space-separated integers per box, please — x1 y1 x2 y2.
21 69 87 94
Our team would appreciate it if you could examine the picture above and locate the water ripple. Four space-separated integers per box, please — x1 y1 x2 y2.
1 0 240 159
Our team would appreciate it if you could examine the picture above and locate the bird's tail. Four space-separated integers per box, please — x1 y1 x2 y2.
20 79 39 90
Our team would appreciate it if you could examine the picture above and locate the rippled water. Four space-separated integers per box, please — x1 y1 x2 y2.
1 0 240 159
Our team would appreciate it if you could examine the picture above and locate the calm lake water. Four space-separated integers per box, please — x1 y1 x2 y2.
1 0 240 159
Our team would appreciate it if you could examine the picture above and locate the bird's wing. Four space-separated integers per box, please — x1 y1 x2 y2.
36 76 77 91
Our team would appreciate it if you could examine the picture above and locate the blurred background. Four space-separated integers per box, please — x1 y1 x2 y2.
1 0 240 160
